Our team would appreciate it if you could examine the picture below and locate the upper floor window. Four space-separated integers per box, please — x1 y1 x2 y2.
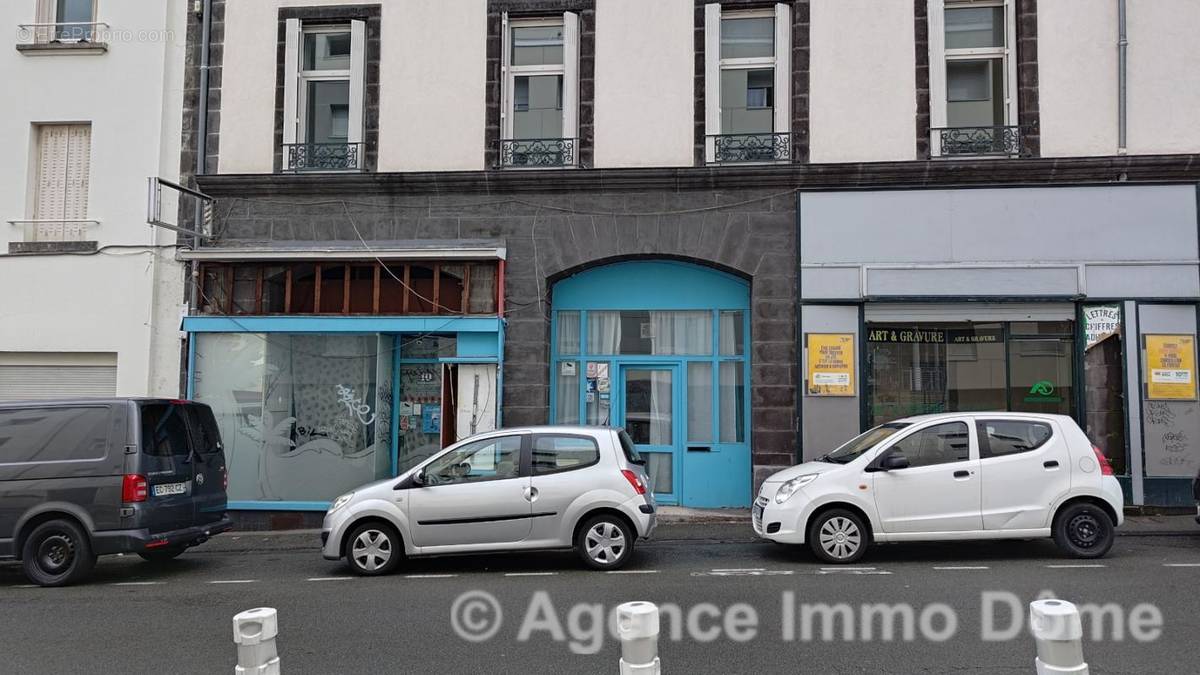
282 19 365 172
18 0 108 51
499 13 580 168
703 3 792 165
19 123 94 243
929 0 1023 157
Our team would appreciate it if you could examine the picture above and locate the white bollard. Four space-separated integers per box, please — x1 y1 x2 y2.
1029 599 1088 675
233 607 281 675
616 601 661 675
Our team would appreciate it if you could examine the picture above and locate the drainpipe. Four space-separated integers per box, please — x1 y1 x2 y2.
1117 0 1128 154
180 0 212 396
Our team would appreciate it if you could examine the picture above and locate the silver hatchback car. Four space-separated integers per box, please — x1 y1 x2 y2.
321 426 656 574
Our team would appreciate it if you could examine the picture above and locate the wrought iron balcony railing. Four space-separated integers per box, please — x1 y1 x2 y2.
708 132 794 164
283 142 364 172
933 125 1030 158
498 138 578 168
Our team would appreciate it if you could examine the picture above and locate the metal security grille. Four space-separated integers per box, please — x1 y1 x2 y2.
0 365 117 401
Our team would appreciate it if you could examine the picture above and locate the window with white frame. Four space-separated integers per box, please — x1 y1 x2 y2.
30 0 98 43
703 3 791 164
928 0 1019 156
281 19 365 171
499 13 580 167
27 123 92 242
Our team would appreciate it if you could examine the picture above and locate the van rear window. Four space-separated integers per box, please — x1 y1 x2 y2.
139 404 191 457
183 404 223 456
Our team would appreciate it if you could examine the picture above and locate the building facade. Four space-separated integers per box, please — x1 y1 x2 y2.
180 0 1200 524
0 0 188 400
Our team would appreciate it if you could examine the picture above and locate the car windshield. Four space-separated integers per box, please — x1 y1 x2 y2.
822 423 910 464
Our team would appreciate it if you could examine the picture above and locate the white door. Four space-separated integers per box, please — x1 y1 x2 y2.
871 420 983 533
975 417 1072 530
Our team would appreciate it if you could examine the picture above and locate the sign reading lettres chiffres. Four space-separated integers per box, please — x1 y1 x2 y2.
1144 334 1197 400
806 333 855 397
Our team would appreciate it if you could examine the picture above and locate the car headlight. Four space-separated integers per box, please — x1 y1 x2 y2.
774 474 818 504
329 492 354 513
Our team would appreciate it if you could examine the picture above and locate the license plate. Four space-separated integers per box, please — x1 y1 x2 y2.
153 481 188 497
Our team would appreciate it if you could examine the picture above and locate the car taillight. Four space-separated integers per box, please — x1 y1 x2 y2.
1092 445 1114 476
621 469 646 495
122 474 148 503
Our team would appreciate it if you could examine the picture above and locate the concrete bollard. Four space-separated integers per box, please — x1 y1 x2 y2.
233 607 281 675
616 601 661 675
1029 599 1088 675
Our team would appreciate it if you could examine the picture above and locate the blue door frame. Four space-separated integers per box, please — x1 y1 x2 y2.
614 363 682 504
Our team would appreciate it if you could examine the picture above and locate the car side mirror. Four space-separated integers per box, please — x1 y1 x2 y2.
880 453 910 471
412 470 426 486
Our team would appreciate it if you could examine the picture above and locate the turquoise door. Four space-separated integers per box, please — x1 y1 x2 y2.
616 364 681 504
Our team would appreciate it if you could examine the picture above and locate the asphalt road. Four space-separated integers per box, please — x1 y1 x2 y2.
1 528 1198 674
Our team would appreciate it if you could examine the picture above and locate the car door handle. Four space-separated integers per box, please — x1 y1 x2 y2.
1043 460 1060 469
953 470 971 479
523 486 539 503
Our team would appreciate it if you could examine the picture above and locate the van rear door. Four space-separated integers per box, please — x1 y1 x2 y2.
136 403 196 534
182 403 227 524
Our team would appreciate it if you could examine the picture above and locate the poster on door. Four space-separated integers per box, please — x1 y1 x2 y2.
1144 334 1197 400
806 333 855 397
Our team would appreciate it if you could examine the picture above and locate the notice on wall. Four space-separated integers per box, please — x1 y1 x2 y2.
1083 304 1122 350
806 333 855 397
1143 399 1200 478
1145 334 1197 400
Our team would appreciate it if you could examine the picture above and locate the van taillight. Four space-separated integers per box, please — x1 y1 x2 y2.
122 474 148 503
621 469 646 496
1092 445 1114 476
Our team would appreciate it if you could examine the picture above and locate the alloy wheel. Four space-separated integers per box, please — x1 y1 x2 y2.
351 529 392 572
584 522 626 565
818 516 862 560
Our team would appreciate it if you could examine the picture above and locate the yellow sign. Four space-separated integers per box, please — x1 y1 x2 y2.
807 333 855 397
1145 334 1197 400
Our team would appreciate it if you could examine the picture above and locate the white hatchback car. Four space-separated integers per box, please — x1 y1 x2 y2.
754 413 1124 563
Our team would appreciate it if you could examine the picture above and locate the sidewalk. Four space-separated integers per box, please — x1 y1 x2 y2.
202 510 1198 554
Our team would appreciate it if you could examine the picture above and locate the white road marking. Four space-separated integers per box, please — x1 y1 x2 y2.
404 574 458 579
1163 563 1200 567
711 568 765 572
817 567 893 575
606 570 659 575
13 584 39 589
209 579 258 584
112 581 165 586
1045 564 1106 569
306 576 353 582
695 569 794 577
933 566 990 570
504 572 558 577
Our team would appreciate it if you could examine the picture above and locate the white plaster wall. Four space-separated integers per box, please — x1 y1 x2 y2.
592 0 694 168
0 0 187 397
808 0 916 163
1038 0 1118 157
220 0 487 174
1126 0 1200 154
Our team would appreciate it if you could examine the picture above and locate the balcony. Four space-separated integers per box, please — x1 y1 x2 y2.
6 219 100 254
498 138 578 169
707 132 794 165
16 22 110 55
933 126 1031 158
283 143 364 173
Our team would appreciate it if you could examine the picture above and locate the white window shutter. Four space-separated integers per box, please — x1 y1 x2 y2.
500 11 512 139
349 19 366 157
562 11 580 143
34 0 54 43
926 0 947 155
63 125 91 241
35 126 68 240
282 18 301 146
1004 0 1018 125
773 3 791 136
704 3 721 163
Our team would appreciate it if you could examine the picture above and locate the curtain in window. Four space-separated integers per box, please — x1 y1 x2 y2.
587 311 621 354
719 311 742 355
687 362 713 442
719 361 744 443
557 311 581 354
650 311 711 355
555 361 580 424
648 370 672 446
644 453 673 494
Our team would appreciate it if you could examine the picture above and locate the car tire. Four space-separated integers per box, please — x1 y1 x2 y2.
808 509 869 564
345 522 403 576
575 514 634 571
137 545 188 563
1053 502 1114 559
21 519 97 587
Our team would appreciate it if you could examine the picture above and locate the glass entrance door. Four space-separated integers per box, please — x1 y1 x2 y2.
618 365 680 504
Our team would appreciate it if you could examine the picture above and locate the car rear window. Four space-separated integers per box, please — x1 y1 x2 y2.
977 420 1053 458
617 429 643 464
0 406 110 464
139 403 191 457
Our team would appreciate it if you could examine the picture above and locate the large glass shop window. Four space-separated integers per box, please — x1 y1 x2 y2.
867 322 1074 426
193 334 392 503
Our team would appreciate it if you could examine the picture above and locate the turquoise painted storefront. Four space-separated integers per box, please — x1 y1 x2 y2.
549 261 752 507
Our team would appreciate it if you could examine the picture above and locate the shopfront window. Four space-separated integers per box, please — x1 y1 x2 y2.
867 321 1075 426
193 333 391 504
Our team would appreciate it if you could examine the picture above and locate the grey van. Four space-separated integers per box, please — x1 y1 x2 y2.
0 398 232 586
